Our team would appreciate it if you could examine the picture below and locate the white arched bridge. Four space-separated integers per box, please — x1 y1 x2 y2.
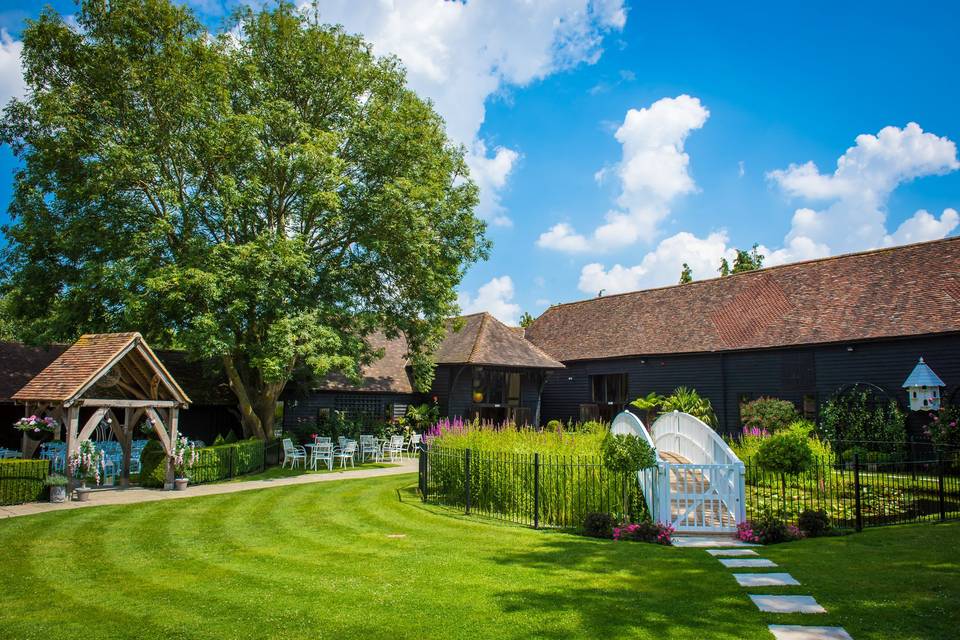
612 411 745 533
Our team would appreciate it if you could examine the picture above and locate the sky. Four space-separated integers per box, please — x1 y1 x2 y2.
1 1 959 325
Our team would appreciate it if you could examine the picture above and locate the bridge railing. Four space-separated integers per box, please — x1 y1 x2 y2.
650 411 743 467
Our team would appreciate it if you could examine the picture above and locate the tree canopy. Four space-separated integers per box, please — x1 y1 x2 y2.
0 0 489 439
678 263 693 284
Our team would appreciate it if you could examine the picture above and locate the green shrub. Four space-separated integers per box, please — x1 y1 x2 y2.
740 397 799 433
820 390 906 452
798 509 831 537
139 440 168 487
660 387 717 427
546 420 562 433
601 433 657 473
582 512 615 538
0 459 50 505
756 429 815 477
139 439 265 487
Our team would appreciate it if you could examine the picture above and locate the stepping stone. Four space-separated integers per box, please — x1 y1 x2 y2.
750 595 826 614
707 549 759 557
672 536 760 548
768 625 853 640
734 573 800 587
719 558 777 568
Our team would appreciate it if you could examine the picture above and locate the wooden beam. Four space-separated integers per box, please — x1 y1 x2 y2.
115 357 151 397
79 399 181 408
146 407 172 456
135 343 184 403
77 407 109 443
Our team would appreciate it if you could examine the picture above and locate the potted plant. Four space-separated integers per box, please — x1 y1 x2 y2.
13 415 58 439
46 474 68 503
68 440 103 501
172 436 198 490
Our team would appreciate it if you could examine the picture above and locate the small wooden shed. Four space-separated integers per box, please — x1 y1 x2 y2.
11 333 191 488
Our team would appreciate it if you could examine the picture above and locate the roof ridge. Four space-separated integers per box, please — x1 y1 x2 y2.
467 313 491 363
538 235 960 314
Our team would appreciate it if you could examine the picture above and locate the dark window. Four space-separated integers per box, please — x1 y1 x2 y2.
589 373 628 422
782 351 815 392
591 373 628 404
802 394 817 420
472 368 521 406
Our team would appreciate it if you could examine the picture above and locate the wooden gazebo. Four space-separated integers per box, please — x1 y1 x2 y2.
11 333 191 488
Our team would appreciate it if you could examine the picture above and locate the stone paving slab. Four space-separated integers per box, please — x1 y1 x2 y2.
707 548 759 557
768 625 853 640
672 536 760 548
0 459 418 519
734 572 800 587
720 558 778 568
750 595 826 614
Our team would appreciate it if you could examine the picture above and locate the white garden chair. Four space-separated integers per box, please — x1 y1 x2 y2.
282 438 307 469
407 433 422 454
334 441 357 468
383 436 404 463
310 443 333 471
359 435 379 462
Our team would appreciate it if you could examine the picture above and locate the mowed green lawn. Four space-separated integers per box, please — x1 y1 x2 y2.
0 474 956 640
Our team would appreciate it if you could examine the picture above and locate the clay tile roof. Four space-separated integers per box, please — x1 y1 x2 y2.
314 332 415 394
11 333 189 404
0 342 68 402
435 313 564 369
525 237 960 362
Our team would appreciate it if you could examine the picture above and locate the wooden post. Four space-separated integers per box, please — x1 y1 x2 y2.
121 408 133 488
166 407 180 489
65 405 80 492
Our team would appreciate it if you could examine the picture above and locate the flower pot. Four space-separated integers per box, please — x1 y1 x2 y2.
75 488 92 502
49 485 67 504
174 478 189 491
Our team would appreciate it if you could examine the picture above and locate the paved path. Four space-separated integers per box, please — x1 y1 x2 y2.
685 535 853 639
0 458 418 519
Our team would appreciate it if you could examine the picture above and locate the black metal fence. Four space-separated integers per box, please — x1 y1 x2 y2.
744 453 960 530
420 446 638 528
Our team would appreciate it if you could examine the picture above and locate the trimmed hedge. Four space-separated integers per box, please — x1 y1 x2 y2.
140 439 265 488
0 459 50 505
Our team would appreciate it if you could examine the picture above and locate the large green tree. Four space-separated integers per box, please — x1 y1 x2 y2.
0 0 488 439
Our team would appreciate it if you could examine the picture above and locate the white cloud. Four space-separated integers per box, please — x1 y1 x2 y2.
768 122 959 256
312 1 626 226
578 231 735 294
458 276 522 325
540 95 710 253
738 160 745 178
884 208 959 246
468 141 519 227
0 30 26 108
537 222 591 252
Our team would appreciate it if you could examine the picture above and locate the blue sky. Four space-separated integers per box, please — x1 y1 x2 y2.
1 1 959 324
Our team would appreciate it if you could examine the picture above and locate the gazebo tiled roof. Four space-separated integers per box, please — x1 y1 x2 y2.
11 332 190 405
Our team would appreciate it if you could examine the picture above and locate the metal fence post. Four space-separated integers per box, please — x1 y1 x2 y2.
419 446 427 502
464 448 471 515
937 451 946 522
853 453 863 532
533 452 540 529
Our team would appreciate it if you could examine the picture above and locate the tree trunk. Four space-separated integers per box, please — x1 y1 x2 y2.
222 354 291 441
222 354 267 440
